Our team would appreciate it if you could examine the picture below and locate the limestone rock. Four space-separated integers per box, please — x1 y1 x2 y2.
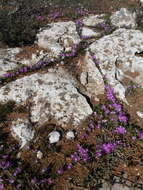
0 48 22 76
0 67 92 128
81 27 101 38
66 131 75 140
137 111 143 119
83 14 106 27
79 52 104 101
11 118 35 149
48 131 60 144
89 28 143 102
110 8 137 29
37 150 43 159
36 21 81 57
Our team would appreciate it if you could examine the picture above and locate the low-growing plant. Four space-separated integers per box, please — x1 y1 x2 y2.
0 100 15 123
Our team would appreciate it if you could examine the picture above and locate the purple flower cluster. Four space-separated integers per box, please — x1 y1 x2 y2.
57 167 64 175
0 160 11 170
114 126 127 135
77 144 89 161
13 167 22 176
102 142 116 154
49 12 61 19
2 60 51 81
96 22 113 33
101 105 110 114
95 142 117 158
138 132 143 140
59 44 78 58
71 152 81 162
36 15 44 21
118 113 128 123
75 19 83 35
0 177 4 190
111 103 122 112
71 144 89 162
105 85 116 103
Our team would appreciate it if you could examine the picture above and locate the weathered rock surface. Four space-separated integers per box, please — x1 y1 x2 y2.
36 21 81 57
89 28 143 102
81 27 102 38
100 183 130 190
11 118 34 149
0 48 22 76
66 130 75 140
79 51 105 102
110 8 137 29
0 46 50 77
0 67 92 128
48 131 61 144
82 14 106 27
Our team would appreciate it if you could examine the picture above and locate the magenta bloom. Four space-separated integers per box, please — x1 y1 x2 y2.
105 85 116 103
0 183 4 190
114 126 127 135
118 113 128 123
138 132 143 140
102 142 116 154
13 167 22 176
112 103 122 112
57 168 64 175
0 161 11 170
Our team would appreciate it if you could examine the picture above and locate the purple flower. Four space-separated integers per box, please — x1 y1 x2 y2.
3 73 10 78
132 136 136 140
36 15 44 20
47 178 53 185
9 178 14 184
13 167 22 176
31 177 37 184
118 113 128 123
95 151 102 158
105 85 116 103
57 168 64 175
102 142 116 154
138 132 143 140
0 161 11 169
112 103 122 112
0 183 4 190
77 144 89 161
114 126 127 135
71 152 81 162
67 163 73 170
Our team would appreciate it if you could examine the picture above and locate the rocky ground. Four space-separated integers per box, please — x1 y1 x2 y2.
0 0 143 189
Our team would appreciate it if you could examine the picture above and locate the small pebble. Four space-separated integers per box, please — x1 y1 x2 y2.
66 131 75 140
37 150 43 159
48 131 60 143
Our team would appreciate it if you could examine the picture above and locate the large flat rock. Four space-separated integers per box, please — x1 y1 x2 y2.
0 67 92 128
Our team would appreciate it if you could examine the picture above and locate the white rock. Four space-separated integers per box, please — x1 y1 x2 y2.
137 111 143 119
0 67 92 128
48 131 60 143
110 8 136 29
89 28 143 103
140 0 143 4
66 131 75 140
37 150 43 159
36 21 81 57
0 48 22 76
11 118 35 149
83 14 106 27
82 27 101 38
79 51 104 101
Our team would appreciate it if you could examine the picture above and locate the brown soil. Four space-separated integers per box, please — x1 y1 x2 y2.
15 44 48 60
125 87 143 128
